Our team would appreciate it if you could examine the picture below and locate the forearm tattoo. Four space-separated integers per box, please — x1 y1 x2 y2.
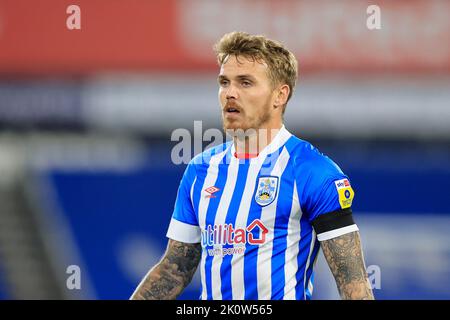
131 240 202 300
321 231 374 300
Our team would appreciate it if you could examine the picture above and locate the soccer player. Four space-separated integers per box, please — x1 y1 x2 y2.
131 32 374 300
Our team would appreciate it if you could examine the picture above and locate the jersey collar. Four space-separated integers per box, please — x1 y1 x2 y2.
230 125 292 160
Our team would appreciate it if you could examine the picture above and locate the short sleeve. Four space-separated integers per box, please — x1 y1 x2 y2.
296 149 355 222
166 163 201 243
295 149 358 241
303 174 355 223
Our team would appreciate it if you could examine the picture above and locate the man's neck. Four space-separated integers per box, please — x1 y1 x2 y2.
233 125 283 157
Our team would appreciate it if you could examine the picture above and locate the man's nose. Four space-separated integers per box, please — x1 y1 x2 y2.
225 84 239 100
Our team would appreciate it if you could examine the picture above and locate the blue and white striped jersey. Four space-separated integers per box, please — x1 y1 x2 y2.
166 126 358 300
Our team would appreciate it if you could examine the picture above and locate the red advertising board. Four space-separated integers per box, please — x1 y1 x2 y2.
0 0 449 74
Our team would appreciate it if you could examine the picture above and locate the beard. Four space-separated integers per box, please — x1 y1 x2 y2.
222 104 272 137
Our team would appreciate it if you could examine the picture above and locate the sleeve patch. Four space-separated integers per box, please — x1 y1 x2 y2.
334 178 354 209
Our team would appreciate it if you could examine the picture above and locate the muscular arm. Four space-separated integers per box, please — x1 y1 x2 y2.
130 239 202 300
320 231 374 300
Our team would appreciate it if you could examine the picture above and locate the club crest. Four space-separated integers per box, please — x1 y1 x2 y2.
254 176 279 206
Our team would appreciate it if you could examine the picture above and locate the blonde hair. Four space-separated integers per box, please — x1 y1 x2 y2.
214 31 298 108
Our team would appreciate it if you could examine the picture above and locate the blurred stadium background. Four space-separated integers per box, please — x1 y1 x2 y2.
0 0 449 300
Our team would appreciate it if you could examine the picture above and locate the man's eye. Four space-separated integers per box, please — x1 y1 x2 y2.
242 81 252 87
220 80 229 86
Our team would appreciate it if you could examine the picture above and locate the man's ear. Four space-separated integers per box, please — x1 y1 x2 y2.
274 84 290 108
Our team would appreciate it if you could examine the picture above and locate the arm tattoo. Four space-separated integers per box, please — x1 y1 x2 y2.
131 240 202 300
321 231 374 300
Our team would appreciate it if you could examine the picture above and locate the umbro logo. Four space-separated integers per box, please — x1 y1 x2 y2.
204 186 220 198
